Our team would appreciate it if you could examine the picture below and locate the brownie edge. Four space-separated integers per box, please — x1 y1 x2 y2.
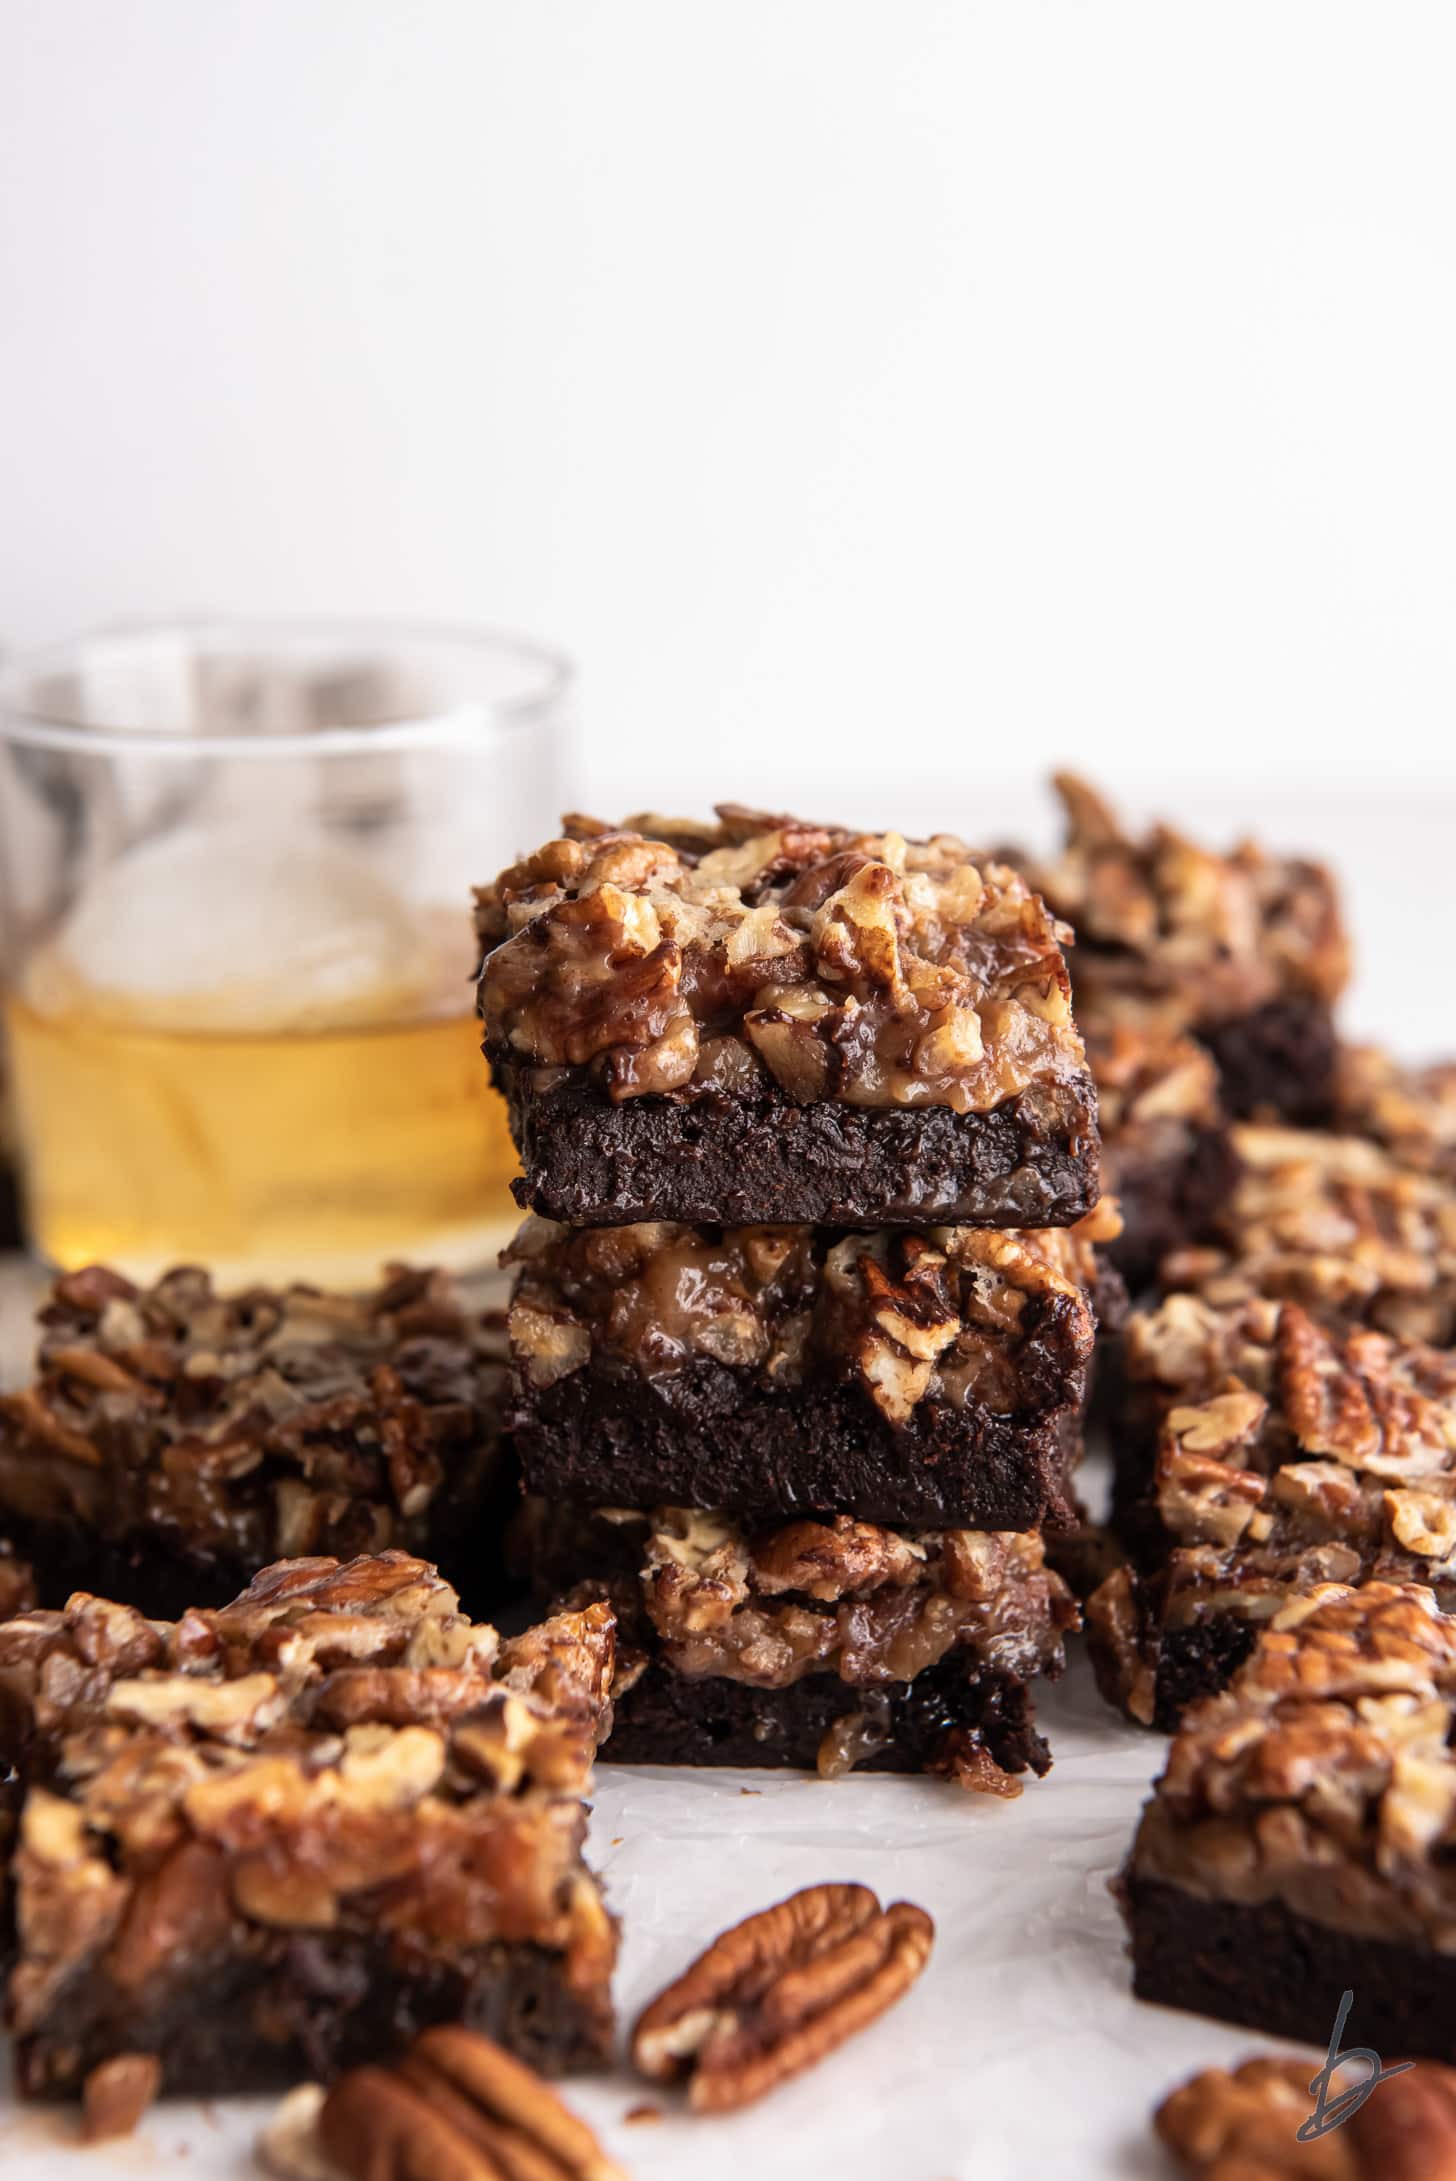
495 1064 1103 1230
1123 1875 1456 2063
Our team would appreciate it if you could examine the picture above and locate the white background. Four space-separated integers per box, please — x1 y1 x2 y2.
3 1 1455 823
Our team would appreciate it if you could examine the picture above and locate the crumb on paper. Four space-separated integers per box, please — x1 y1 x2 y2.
624 2102 664 2124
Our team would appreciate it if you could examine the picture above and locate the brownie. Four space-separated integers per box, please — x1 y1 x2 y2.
475 806 1101 1229
0 1264 511 1621
506 1208 1118 1531
1089 1299 1456 1727
1027 773 1348 1125
1158 1122 1456 1347
1087 1024 1238 1293
520 1500 1075 1792
1120 1581 1456 2059
0 1551 619 2100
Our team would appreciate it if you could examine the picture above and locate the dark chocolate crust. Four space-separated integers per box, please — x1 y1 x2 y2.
513 1352 1083 1533
602 1656 1051 1778
492 1060 1103 1230
10 1936 612 2100
1200 995 1337 1127
1123 1875 1456 2061
1106 1124 1241 1295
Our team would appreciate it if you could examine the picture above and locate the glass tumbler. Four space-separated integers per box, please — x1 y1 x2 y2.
0 620 569 1287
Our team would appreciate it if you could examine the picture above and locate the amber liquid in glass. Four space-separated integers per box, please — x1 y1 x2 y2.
5 988 521 1288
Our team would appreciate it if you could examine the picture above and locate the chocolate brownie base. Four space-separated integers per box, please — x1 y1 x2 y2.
1200 995 1337 1127
602 1656 1051 1779
514 1365 1082 1533
11 1936 612 2100
1107 1126 1241 1294
494 1063 1103 1230
1124 1876 1456 2061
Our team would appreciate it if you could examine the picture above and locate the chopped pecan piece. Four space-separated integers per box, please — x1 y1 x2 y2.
631 1881 934 2111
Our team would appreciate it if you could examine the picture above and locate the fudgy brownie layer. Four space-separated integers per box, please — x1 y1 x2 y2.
10 1937 612 2100
602 1656 1051 1779
1199 994 1337 1126
514 1364 1081 1532
495 1064 1102 1230
1149 1615 1259 1730
1107 1125 1241 1295
1085 1596 1258 1734
1125 1876 1456 2061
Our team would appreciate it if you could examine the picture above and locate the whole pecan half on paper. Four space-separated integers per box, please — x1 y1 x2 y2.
631 1881 934 2112
258 2026 625 2181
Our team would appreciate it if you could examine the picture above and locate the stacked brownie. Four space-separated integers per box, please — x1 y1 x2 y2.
476 805 1112 1789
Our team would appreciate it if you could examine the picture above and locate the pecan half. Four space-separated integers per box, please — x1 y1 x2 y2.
1155 2052 1456 2179
631 1881 934 2112
258 2029 625 2181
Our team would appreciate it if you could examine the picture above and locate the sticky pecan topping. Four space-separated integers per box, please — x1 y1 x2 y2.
1155 2052 1456 2180
505 1210 1104 1424
1029 772 1349 1036
1101 1303 1456 1716
476 806 1089 1111
0 1265 507 1573
1129 1582 1456 1943
1160 1125 1456 1348
631 1882 934 2111
595 1505 1074 1731
0 1553 619 2045
1336 1042 1456 1182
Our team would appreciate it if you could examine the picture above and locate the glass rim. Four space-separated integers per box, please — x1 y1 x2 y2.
0 615 573 759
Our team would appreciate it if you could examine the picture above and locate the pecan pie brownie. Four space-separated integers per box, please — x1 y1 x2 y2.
0 1551 618 2101
0 1264 510 1619
506 1207 1116 1532
1088 1300 1456 1727
1120 1581 1456 2060
1029 774 1348 1124
521 1501 1075 1791
474 806 1101 1230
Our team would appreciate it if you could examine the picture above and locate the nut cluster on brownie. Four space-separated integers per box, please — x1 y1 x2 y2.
476 805 1087 1112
